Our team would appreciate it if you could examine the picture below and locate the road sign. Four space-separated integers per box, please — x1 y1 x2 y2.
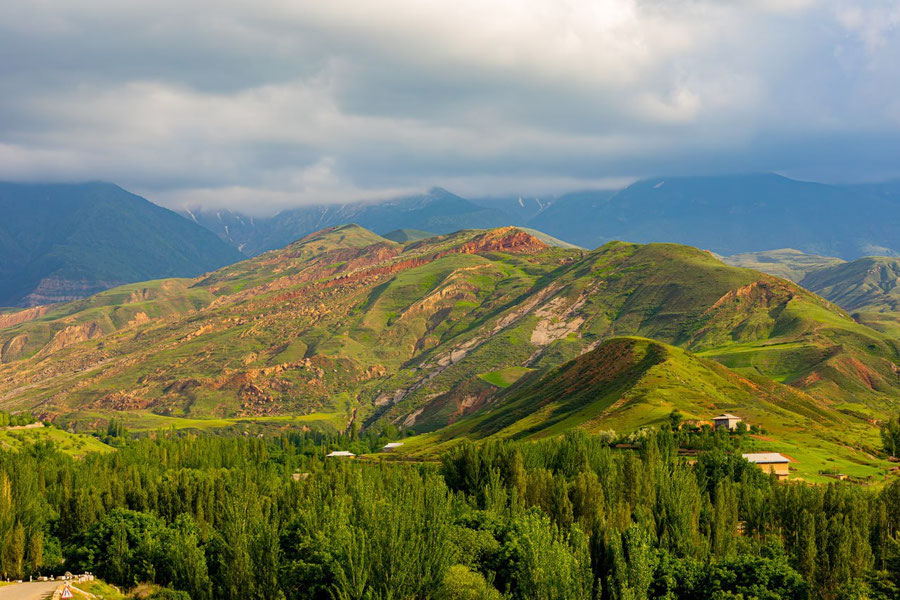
61 585 74 599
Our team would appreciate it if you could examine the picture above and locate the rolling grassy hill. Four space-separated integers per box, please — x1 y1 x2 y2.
720 251 900 338
801 257 900 312
0 424 113 457
0 224 898 476
408 337 887 481
798 256 900 338
0 182 243 307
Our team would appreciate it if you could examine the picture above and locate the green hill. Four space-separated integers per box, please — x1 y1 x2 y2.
382 229 436 243
0 224 898 468
799 256 900 338
0 182 243 307
801 256 900 312
412 337 885 480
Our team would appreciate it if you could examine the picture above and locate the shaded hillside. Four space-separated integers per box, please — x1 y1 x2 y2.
722 249 844 282
184 188 513 256
0 182 242 307
800 257 900 338
453 337 841 440
382 229 436 243
801 257 900 312
0 225 898 437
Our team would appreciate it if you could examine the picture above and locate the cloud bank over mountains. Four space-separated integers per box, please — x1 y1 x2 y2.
1 0 898 213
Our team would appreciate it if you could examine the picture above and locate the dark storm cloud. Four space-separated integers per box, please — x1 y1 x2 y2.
0 0 898 213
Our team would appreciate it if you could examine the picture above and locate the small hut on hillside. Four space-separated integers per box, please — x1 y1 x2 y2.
713 413 742 430
326 450 356 458
742 452 790 480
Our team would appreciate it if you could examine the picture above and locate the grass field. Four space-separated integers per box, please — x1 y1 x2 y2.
477 366 533 388
75 580 126 599
390 337 894 484
57 410 348 434
0 425 113 457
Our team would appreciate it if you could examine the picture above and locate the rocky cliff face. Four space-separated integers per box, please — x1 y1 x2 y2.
21 277 124 307
0 306 49 329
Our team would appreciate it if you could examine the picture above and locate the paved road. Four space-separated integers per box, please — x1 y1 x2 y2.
0 581 60 600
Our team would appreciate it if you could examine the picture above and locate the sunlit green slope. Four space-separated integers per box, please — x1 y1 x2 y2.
408 337 889 481
0 225 898 446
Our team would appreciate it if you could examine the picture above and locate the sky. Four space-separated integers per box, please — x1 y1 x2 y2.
0 0 898 214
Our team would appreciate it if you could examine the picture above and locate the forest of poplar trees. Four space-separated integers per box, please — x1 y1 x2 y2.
1 426 899 600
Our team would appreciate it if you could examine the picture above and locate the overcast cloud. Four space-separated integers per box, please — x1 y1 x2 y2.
0 0 898 213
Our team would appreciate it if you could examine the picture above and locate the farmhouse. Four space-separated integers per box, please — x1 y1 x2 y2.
713 413 742 430
325 450 356 458
742 452 790 480
382 442 404 452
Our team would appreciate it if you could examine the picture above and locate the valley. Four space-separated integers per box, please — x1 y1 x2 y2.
6 4 900 597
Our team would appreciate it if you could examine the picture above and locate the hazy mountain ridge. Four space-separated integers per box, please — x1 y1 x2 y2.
182 187 513 256
542 174 900 257
185 175 900 260
0 182 243 307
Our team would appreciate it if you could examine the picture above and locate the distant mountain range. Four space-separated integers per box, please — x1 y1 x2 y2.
181 187 512 256
4 173 900 308
528 174 900 257
183 174 900 260
0 182 242 307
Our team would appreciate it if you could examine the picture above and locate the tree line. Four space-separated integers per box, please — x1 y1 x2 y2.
0 427 899 599
0 410 37 428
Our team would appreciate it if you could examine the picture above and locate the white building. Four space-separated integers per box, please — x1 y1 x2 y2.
713 413 742 430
